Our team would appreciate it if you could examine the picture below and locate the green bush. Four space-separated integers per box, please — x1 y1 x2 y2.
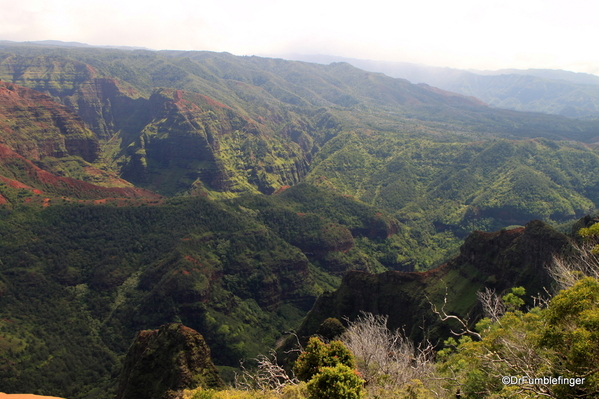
294 337 356 382
306 364 365 399
192 389 216 399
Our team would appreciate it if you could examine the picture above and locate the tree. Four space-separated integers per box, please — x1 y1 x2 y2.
292 337 366 399
549 222 599 290
437 279 599 398
540 277 599 397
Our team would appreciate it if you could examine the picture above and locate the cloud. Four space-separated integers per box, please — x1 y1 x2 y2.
0 0 598 73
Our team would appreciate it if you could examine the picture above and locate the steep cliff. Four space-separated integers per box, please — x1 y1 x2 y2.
118 88 309 196
114 323 223 399
0 53 147 141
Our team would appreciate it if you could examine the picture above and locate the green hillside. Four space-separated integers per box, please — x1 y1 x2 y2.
305 135 599 266
296 219 570 344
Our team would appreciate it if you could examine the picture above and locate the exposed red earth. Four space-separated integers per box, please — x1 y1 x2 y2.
0 81 99 162
0 143 162 204
0 394 65 399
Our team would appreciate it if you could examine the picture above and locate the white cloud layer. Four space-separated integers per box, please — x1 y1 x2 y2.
1 0 598 74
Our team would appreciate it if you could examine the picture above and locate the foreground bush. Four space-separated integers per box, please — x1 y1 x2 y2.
294 337 357 382
437 277 599 398
187 383 308 399
306 364 365 399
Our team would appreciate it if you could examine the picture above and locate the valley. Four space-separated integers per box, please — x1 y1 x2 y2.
0 42 599 398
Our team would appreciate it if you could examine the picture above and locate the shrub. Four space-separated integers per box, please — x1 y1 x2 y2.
306 364 365 399
294 337 356 382
340 313 437 395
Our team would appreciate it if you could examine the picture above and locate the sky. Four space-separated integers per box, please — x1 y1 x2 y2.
1 0 598 74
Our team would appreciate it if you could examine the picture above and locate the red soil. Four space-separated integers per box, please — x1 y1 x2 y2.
273 185 291 194
0 143 162 203
0 176 33 190
0 394 64 399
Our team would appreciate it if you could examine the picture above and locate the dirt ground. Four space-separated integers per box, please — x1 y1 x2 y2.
0 394 65 399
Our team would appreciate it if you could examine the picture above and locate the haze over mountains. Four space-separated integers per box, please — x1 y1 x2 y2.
283 53 599 119
1 41 599 398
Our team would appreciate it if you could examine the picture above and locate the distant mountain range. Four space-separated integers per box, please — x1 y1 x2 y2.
281 54 599 118
0 39 151 51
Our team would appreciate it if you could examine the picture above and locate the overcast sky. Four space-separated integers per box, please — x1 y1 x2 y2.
1 0 598 74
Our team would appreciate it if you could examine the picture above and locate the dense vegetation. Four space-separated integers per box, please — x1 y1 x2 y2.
179 224 599 399
183 275 599 398
1 44 599 266
0 184 403 398
307 134 599 266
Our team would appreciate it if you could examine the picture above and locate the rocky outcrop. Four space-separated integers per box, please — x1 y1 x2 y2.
0 54 314 196
0 54 148 141
114 323 224 399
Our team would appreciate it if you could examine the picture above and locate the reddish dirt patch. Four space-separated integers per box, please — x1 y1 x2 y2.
0 143 162 203
0 394 65 399
273 185 291 195
184 255 200 265
198 94 230 109
0 176 33 190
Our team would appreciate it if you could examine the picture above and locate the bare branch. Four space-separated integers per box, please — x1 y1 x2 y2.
235 350 298 393
340 312 441 396
548 241 599 291
428 285 482 340
281 330 304 355
532 287 552 310
477 287 506 323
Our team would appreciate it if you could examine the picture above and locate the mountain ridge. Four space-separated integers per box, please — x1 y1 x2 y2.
280 54 599 118
1 45 599 264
